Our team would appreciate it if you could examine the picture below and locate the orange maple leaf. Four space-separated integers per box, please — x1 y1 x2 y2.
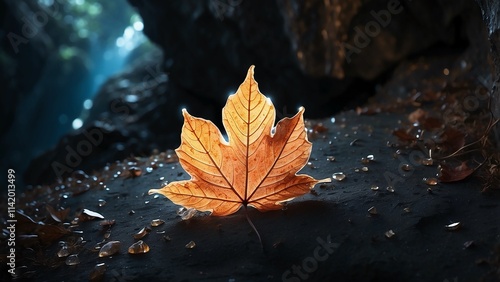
149 66 319 216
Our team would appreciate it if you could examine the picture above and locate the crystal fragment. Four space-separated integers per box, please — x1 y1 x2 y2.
57 246 70 257
332 172 346 181
423 177 438 186
445 222 461 231
128 240 150 254
326 156 335 162
151 219 165 227
422 158 433 166
65 254 80 266
403 207 411 213
103 230 111 239
385 230 396 239
89 263 107 282
361 166 368 172
98 241 121 257
133 227 151 239
83 209 104 219
368 206 378 215
370 185 379 191
386 186 395 193
185 241 196 249
177 207 198 220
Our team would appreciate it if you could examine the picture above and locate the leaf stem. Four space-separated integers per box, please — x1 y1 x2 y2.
244 205 264 251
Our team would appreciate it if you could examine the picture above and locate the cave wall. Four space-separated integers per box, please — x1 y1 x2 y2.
20 0 500 184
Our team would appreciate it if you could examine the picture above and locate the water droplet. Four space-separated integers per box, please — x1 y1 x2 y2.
93 241 105 251
89 263 107 282
98 199 106 207
401 164 412 171
326 156 336 162
421 158 433 166
128 240 150 254
386 186 395 193
361 166 368 172
185 241 196 249
403 207 411 213
128 210 135 215
98 241 121 257
385 230 396 239
367 155 375 161
368 206 378 215
445 222 461 231
463 240 474 249
354 168 360 172
163 235 171 242
159 176 165 181
128 167 142 177
332 172 346 181
153 195 160 199
370 185 379 191
423 177 438 186
151 219 165 227
146 167 153 173
65 254 80 266
57 246 70 257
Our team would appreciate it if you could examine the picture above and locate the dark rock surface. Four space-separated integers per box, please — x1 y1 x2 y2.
6 105 500 281
476 0 500 144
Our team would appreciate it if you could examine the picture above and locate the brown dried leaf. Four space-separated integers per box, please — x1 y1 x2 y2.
439 161 475 183
46 205 70 223
408 108 426 124
16 211 40 234
393 128 417 141
36 224 70 244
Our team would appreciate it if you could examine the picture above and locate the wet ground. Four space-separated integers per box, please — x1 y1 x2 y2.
3 102 500 281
